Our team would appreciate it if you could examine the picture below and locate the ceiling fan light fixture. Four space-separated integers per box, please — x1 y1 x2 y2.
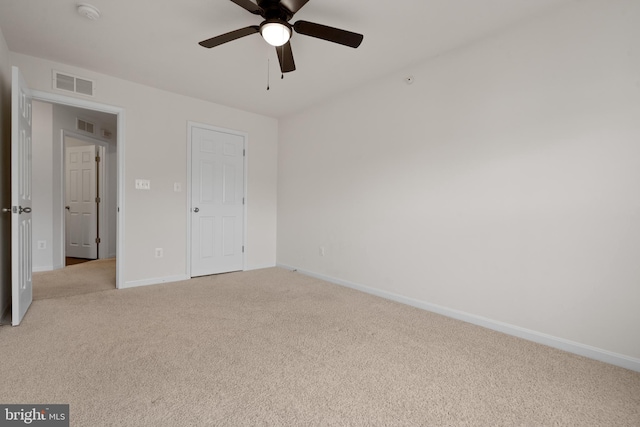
260 21 291 47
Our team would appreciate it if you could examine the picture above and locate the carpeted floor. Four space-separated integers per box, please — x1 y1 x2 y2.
1 267 639 426
32 258 116 300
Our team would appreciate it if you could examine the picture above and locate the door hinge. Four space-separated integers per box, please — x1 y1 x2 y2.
95 155 101 162
242 197 245 205
243 149 245 157
95 197 101 203
242 246 245 253
95 237 101 244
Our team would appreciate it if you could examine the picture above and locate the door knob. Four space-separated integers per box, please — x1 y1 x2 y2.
18 206 31 214
193 207 200 213
2 208 11 213
65 206 70 210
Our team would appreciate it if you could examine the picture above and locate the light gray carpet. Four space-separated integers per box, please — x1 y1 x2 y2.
1 267 639 426
32 258 116 300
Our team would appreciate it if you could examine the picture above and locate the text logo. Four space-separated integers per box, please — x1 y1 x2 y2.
0 405 68 427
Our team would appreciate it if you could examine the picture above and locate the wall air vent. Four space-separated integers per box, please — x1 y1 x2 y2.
75 78 94 96
77 118 96 134
53 70 95 97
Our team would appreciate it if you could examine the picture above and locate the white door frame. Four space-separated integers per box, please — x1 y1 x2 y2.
32 89 125 289
62 131 108 260
186 121 248 278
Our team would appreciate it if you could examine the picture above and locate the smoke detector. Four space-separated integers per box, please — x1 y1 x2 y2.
77 3 101 20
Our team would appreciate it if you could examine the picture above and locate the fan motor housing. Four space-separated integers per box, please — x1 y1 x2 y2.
257 0 294 21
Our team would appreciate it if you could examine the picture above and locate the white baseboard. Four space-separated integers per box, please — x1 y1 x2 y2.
245 263 277 271
121 274 190 289
277 264 640 373
33 263 81 272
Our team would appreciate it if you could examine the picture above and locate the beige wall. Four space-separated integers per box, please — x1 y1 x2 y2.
11 52 279 286
0 24 12 320
278 0 640 363
31 101 54 270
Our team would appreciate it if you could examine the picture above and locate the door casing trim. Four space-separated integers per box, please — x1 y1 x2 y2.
32 89 125 289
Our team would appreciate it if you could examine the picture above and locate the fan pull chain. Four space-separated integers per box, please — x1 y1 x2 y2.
267 58 270 91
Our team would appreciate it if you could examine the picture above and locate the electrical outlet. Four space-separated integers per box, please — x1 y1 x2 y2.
135 179 151 190
155 248 163 258
319 246 325 256
37 240 46 250
174 182 181 192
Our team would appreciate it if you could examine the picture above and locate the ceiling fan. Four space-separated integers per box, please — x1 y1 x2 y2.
199 0 364 73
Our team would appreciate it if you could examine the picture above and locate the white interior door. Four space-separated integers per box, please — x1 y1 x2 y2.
190 126 245 277
11 66 33 326
65 145 97 259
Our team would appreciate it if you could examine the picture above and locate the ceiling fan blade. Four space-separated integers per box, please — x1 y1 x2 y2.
229 0 263 15
293 20 363 48
280 0 310 15
199 26 260 48
276 42 296 73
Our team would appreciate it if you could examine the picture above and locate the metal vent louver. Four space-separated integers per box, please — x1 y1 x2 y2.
55 73 75 92
53 70 95 96
77 118 96 134
75 78 94 96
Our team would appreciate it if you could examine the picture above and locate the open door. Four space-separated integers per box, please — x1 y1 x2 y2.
11 66 33 325
65 144 98 259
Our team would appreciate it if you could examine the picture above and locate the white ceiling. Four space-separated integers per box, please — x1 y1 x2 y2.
0 0 573 118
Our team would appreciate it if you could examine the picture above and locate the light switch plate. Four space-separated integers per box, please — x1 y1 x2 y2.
135 179 151 190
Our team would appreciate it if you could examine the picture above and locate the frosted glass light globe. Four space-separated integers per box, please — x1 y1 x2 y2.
261 22 291 47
